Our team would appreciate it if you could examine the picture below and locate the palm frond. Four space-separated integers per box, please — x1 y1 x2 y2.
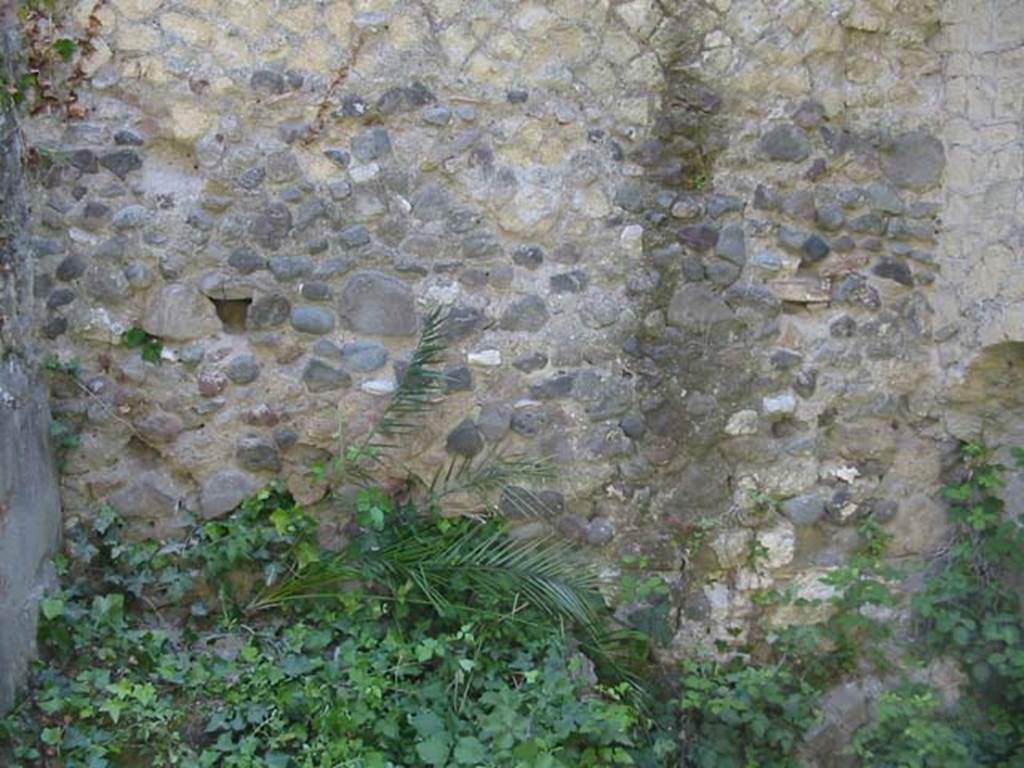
425 446 556 517
373 305 448 439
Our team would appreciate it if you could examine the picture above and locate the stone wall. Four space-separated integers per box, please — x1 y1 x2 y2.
0 11 62 714
12 0 1024 724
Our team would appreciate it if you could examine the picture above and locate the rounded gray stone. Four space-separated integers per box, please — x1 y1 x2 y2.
111 205 152 230
302 359 352 392
225 353 261 384
290 306 336 335
759 123 811 162
338 271 417 336
498 295 548 332
351 126 392 162
445 418 484 458
84 265 130 302
339 340 388 372
781 494 826 526
477 404 511 441
269 255 313 282
56 254 87 282
199 469 261 519
236 435 281 472
585 517 615 545
249 202 292 249
715 223 747 266
248 294 291 330
882 130 945 190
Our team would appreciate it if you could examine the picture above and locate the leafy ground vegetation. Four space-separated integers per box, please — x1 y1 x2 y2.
3 308 1024 766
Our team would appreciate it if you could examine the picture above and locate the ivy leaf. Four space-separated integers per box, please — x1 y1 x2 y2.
416 734 451 767
121 326 148 348
53 38 76 61
140 341 162 364
41 596 65 620
454 736 488 764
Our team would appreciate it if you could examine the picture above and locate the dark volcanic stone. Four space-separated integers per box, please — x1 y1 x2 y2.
228 246 266 273
759 123 811 162
99 149 142 179
114 129 144 146
269 255 313 282
443 365 473 393
250 69 286 94
443 305 486 342
247 294 291 329
715 223 746 265
46 288 76 309
337 341 386 372
499 295 548 332
249 202 292 249
225 353 260 384
56 254 87 281
513 245 544 269
800 234 830 264
237 167 266 190
302 359 352 392
236 434 281 472
872 258 913 286
351 127 392 162
549 270 589 294
530 372 576 400
377 81 434 114
445 418 484 458
513 352 548 373
678 225 718 251
882 130 945 190
71 149 98 173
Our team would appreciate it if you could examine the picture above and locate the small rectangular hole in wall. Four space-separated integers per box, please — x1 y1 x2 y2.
210 298 252 334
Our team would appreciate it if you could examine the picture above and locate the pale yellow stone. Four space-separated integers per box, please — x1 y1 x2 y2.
514 4 555 34
111 0 162 21
211 34 251 69
612 96 648 125
306 153 341 182
75 0 117 31
440 24 475 66
222 1 270 34
578 60 618 94
169 99 212 142
625 52 661 88
573 186 611 218
602 27 642 66
207 76 238 96
711 529 752 569
160 12 212 46
125 54 171 83
277 4 317 34
295 36 337 71
616 0 658 39
116 21 163 53
536 135 571 165
353 0 389 11
489 31 523 61
546 24 585 60
387 13 425 50
81 37 113 77
323 1 353 40
464 51 503 82
493 181 560 235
